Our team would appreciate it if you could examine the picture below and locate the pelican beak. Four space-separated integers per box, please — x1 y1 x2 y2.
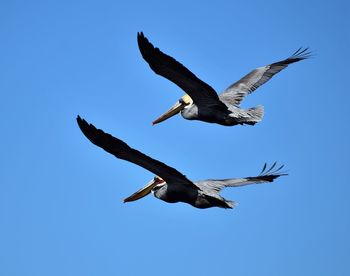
152 94 193 125
123 178 158 203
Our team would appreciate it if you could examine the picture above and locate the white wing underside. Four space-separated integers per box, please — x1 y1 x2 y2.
219 48 311 106
196 177 270 195
195 163 286 198
219 65 285 106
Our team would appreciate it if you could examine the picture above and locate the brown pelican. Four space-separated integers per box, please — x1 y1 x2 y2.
77 116 287 209
137 32 311 126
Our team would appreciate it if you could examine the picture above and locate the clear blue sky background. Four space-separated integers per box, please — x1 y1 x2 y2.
1 0 349 275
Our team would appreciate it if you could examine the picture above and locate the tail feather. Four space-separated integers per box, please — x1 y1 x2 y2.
225 200 238 209
245 105 264 123
232 105 264 125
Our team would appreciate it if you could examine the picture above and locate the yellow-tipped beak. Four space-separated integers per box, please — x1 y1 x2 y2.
152 94 193 125
123 179 158 203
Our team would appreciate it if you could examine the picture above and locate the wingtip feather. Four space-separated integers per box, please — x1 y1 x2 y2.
258 162 288 180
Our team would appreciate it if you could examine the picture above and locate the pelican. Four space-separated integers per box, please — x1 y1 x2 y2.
137 32 311 126
77 116 287 209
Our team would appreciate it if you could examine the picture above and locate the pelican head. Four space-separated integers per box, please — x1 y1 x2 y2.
152 94 193 125
123 176 166 202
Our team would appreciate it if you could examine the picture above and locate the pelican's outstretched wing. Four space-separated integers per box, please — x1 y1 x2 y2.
138 32 225 109
219 48 311 106
77 116 198 189
196 162 287 193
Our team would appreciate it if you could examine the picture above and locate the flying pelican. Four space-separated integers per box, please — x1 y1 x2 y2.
77 116 287 209
137 32 311 126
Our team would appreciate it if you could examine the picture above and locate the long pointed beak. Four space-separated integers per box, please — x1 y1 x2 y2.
123 179 157 203
152 94 193 125
152 101 186 125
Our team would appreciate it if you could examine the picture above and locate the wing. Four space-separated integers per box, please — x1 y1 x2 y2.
138 32 225 108
219 48 312 106
77 116 198 189
196 162 287 193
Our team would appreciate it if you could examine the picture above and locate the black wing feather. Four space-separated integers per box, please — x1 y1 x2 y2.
77 116 197 189
137 32 224 108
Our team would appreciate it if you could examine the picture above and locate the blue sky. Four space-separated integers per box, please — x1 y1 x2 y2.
1 0 349 275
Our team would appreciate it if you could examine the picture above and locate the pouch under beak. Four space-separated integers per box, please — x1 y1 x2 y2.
123 179 158 203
